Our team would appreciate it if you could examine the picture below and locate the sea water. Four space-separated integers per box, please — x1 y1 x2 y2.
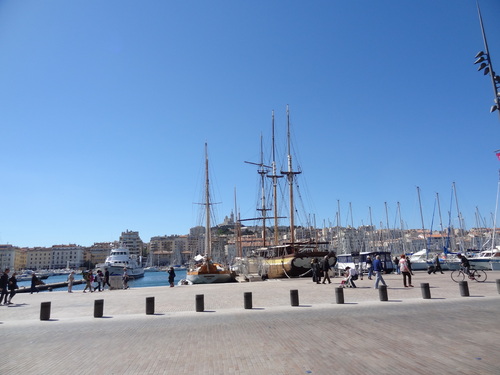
16 269 187 292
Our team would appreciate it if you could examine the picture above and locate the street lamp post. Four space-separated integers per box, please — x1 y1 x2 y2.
474 1 500 120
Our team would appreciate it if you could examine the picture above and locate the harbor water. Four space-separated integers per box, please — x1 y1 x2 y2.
16 269 187 292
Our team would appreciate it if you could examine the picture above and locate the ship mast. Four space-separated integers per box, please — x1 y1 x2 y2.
204 143 211 257
268 110 283 246
281 105 301 250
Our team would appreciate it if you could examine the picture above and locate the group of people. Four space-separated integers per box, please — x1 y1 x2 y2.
310 254 337 284
340 255 388 289
80 268 111 293
0 268 18 305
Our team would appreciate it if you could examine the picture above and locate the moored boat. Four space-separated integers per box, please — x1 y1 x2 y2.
96 246 144 278
186 144 235 284
469 247 500 270
252 107 331 279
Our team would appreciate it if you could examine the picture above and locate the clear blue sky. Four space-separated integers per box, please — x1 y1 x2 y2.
1 0 500 248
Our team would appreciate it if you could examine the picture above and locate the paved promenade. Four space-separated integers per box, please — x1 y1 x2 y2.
1 271 499 374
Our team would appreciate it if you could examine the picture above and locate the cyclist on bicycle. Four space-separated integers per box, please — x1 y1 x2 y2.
457 253 471 277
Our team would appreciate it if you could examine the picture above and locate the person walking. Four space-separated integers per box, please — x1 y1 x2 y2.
433 255 444 274
83 270 94 293
30 273 40 294
310 258 320 284
366 256 373 280
103 268 111 290
393 256 400 275
373 255 387 289
321 256 331 284
399 254 414 287
168 267 176 287
67 271 75 293
7 272 18 304
122 268 130 289
0 268 10 305
94 270 103 292
330 253 337 278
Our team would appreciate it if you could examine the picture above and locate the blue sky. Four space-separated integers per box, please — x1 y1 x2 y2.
1 0 500 248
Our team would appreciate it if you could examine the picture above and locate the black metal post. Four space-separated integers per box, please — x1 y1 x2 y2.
290 289 299 306
420 283 431 299
94 299 104 318
195 294 204 312
335 287 344 304
243 292 252 309
40 301 51 321
146 296 155 315
459 281 470 297
378 285 388 301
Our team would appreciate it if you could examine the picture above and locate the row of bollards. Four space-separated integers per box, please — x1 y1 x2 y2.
39 280 500 319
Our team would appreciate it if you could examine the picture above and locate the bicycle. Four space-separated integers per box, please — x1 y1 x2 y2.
450 267 487 283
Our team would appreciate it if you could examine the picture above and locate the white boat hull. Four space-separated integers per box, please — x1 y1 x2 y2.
100 265 144 278
186 272 233 284
470 259 499 270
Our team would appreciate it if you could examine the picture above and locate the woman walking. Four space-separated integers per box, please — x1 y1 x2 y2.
168 267 176 287
399 254 414 287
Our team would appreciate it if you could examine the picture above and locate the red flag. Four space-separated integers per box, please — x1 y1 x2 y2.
496 152 500 161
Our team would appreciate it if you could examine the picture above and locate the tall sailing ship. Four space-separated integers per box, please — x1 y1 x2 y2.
248 107 335 279
186 143 235 284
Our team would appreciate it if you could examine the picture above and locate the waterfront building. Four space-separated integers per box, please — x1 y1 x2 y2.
14 247 27 271
85 242 113 267
26 247 52 270
0 244 16 270
51 244 85 269
119 230 144 257
148 235 190 266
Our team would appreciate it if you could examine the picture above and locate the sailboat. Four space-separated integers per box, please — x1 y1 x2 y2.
186 143 235 284
253 107 333 279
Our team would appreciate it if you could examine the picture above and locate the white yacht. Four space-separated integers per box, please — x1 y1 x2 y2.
469 247 500 270
97 246 144 278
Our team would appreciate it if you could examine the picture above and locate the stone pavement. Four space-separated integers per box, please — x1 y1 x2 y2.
1 271 499 374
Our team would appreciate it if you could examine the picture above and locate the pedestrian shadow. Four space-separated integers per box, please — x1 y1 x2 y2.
295 305 312 308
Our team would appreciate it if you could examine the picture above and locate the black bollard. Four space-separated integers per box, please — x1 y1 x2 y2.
195 294 204 312
243 292 252 309
146 296 155 315
496 279 500 294
459 281 469 297
420 283 431 299
290 289 299 306
94 299 104 318
378 285 388 301
40 301 51 321
335 287 344 304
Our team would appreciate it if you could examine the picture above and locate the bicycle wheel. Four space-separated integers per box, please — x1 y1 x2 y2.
451 270 464 282
472 269 487 282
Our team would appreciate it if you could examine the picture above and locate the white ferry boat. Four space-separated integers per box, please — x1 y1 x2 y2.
97 246 144 278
